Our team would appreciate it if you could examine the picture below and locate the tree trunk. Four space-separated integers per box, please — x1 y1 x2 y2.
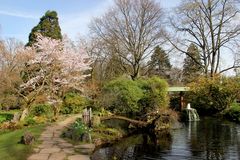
20 108 29 121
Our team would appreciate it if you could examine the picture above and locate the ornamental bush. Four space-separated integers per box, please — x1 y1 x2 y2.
137 76 169 115
100 77 144 116
0 113 14 123
61 92 88 114
99 76 168 117
187 76 240 115
62 118 92 141
30 104 53 117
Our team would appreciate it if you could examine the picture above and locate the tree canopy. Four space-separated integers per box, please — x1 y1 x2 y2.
168 0 240 77
147 46 171 79
26 10 62 46
183 43 202 84
90 0 164 80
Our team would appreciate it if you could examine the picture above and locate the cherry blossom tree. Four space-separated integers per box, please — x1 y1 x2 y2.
18 34 91 120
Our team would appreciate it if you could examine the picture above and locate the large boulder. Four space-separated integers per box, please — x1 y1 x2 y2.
20 132 35 145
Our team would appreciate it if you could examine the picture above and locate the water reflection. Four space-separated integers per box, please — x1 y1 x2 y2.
91 117 240 160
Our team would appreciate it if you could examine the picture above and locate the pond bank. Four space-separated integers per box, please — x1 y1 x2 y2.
91 117 240 160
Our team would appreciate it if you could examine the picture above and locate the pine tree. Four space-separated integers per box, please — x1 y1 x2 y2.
183 43 202 84
26 10 62 46
148 46 171 79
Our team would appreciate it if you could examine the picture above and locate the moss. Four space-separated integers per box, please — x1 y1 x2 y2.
91 125 126 146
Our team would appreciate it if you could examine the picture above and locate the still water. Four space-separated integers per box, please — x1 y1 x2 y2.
91 117 240 160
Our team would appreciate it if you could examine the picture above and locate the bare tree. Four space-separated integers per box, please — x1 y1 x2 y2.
90 0 164 80
168 0 240 77
0 38 29 110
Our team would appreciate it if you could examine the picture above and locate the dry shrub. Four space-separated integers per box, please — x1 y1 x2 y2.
0 121 23 130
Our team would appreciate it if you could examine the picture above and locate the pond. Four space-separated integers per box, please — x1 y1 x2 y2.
91 117 240 160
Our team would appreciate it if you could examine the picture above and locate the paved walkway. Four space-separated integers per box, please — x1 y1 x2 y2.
28 114 95 160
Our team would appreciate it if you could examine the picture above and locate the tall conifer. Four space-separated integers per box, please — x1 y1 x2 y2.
27 10 62 46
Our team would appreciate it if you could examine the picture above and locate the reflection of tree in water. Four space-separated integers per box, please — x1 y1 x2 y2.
91 132 172 160
189 118 238 160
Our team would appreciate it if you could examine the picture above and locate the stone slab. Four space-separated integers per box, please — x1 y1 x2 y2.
48 152 66 160
59 142 73 148
68 155 90 160
62 148 75 154
40 147 61 154
28 153 49 160
74 144 95 149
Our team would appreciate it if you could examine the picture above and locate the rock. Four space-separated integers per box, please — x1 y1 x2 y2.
62 129 73 139
81 133 92 143
20 132 35 145
93 138 103 147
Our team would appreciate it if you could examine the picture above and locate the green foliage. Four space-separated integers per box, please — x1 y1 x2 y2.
183 43 203 84
100 77 144 116
147 46 171 79
23 117 37 126
27 10 62 46
99 76 169 116
61 92 88 114
62 118 91 141
137 77 169 115
0 114 14 123
224 103 240 123
30 104 53 117
71 118 91 135
187 76 240 115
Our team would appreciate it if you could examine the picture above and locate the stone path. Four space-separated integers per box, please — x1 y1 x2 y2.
28 114 95 160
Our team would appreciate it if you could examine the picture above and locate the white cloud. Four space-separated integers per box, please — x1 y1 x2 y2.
0 10 38 19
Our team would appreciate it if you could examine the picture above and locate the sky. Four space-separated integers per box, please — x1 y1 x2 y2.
0 0 180 43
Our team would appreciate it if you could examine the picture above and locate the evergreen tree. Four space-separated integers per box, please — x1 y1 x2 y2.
148 46 171 79
183 43 202 84
26 10 62 46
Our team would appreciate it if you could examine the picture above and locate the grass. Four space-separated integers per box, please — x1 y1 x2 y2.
0 124 45 160
0 109 20 114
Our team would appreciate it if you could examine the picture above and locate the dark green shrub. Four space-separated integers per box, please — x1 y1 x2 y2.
24 117 37 126
137 76 169 115
100 77 144 116
99 76 168 117
30 104 53 117
61 92 88 114
0 113 14 123
187 76 240 115
224 103 240 123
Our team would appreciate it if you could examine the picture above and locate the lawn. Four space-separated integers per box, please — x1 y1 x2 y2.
0 125 45 160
